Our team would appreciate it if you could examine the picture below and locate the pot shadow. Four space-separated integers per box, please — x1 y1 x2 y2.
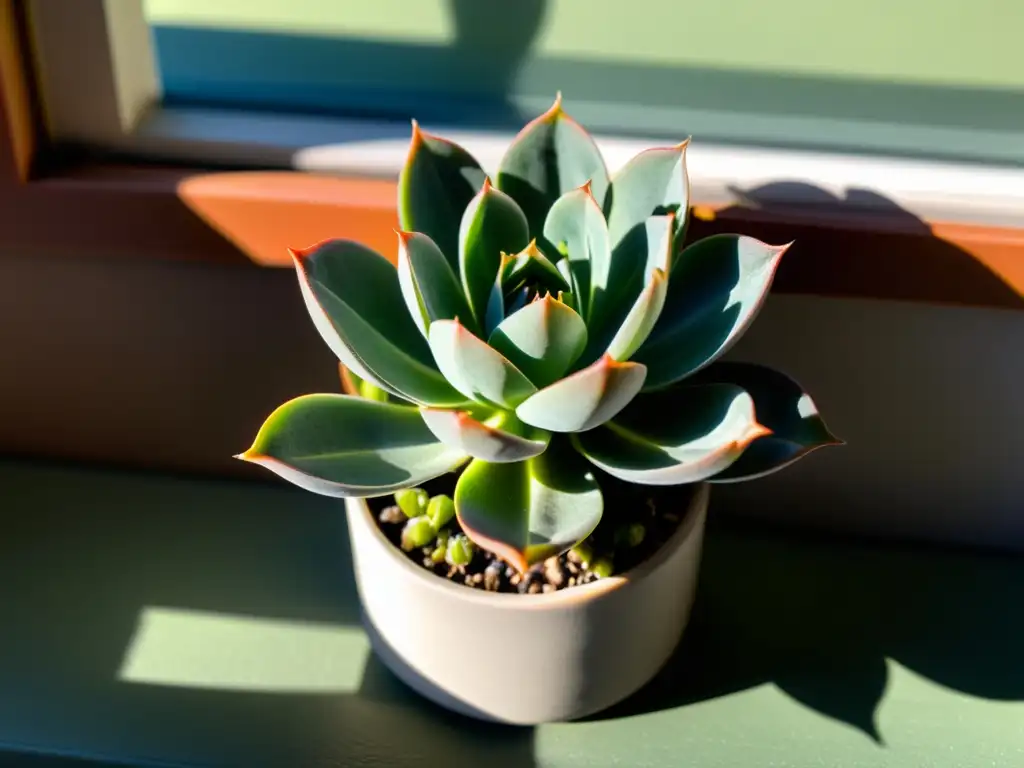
0 459 538 767
687 182 1023 309
587 516 1024 744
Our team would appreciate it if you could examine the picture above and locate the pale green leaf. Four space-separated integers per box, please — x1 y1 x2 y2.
396 230 475 337
515 355 646 432
293 240 466 406
500 239 570 295
542 184 610 320
398 122 487 272
573 383 770 485
488 294 587 388
604 268 668 361
634 235 789 390
685 362 842 483
420 408 550 463
238 395 467 497
459 180 529 329
453 440 603 572
605 142 690 250
496 94 610 243
428 319 537 409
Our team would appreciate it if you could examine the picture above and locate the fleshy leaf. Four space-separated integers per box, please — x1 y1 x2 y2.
684 362 842 482
488 294 587 388
420 408 550 463
459 179 530 329
500 239 570 295
292 241 466 406
604 268 667 361
398 122 487 272
237 395 467 497
428 319 537 409
585 214 674 364
396 230 475 337
454 439 603 573
496 93 610 243
573 383 770 485
542 183 611 320
605 141 690 250
483 276 505 338
515 355 646 433
634 235 790 390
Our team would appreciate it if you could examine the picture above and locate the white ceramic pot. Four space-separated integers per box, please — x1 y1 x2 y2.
345 483 709 724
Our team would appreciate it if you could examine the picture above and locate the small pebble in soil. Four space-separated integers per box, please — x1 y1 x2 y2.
373 480 686 594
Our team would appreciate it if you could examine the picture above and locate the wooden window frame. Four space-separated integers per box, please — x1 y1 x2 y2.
1 0 1022 309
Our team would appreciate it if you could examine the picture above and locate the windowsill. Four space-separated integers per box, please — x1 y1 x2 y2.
126 103 1024 230
2 1 1023 309
2 458 1022 767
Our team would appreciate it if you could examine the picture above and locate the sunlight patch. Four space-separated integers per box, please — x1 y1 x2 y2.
119 607 369 693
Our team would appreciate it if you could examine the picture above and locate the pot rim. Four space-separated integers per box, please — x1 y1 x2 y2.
350 482 709 611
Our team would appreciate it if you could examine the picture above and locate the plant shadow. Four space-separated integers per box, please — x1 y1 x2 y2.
587 516 1024 743
690 181 1023 309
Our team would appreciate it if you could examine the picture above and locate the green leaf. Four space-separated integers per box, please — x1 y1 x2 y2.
515 355 646 433
427 494 456 529
500 239 570 295
292 241 467 406
584 214 675 364
604 268 667 361
685 362 842 482
572 383 770 485
542 183 611 320
459 179 530 329
633 234 790 390
395 487 429 518
237 395 467 497
454 440 603 573
496 94 610 243
445 534 475 566
488 294 588 388
605 141 690 250
483 277 505 338
427 319 537 409
398 122 487 272
420 408 550 463
396 230 475 337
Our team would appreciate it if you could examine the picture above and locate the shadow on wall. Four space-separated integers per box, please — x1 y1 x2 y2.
699 184 1024 548
695 181 1024 309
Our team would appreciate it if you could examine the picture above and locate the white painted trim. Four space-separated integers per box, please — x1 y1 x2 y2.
26 0 160 144
126 105 1024 229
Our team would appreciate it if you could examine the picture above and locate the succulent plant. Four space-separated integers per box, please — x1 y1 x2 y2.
238 95 840 574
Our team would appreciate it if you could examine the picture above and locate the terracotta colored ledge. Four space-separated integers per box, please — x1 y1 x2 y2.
0 163 1021 309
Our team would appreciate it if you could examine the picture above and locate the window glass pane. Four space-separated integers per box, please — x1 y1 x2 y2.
143 0 1024 165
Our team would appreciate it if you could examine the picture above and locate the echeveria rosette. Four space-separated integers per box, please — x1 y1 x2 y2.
238 95 841 575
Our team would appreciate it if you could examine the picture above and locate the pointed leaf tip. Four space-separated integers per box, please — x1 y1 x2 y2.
544 91 564 120
635 234 791 389
743 422 774 446
241 394 468 497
